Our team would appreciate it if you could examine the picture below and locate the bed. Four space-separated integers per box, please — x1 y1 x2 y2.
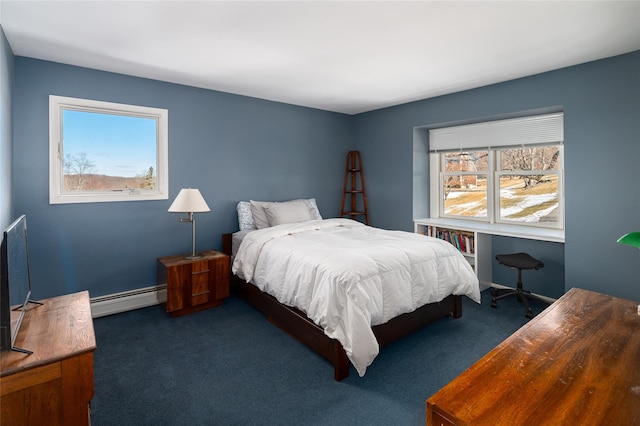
222 199 480 380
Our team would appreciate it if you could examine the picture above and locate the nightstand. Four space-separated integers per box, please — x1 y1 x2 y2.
157 250 230 317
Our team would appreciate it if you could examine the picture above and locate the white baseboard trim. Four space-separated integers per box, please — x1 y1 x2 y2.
490 283 556 304
90 285 166 318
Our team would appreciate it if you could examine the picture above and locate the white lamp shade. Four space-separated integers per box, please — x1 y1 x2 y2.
168 188 210 213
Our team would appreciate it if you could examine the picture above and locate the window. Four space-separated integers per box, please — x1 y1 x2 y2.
429 113 564 229
49 96 168 204
442 150 489 219
496 146 561 224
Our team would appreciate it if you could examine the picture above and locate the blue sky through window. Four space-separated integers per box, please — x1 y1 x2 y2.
63 110 157 178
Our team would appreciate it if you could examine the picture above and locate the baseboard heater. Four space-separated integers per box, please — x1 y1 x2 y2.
90 283 555 319
90 285 166 318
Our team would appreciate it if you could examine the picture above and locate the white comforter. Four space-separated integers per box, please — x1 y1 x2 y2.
232 218 480 377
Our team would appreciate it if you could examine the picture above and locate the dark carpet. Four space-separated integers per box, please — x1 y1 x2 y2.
90 289 548 425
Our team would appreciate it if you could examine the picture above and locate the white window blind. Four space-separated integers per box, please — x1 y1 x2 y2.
429 112 564 152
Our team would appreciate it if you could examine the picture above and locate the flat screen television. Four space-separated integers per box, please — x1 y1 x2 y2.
0 215 41 354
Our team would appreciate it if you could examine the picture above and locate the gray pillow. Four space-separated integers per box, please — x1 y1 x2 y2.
263 200 315 226
249 200 271 229
250 198 323 229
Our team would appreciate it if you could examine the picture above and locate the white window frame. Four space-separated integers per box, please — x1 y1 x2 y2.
49 96 168 204
429 113 564 230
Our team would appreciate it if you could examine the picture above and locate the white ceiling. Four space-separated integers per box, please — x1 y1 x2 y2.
1 1 639 114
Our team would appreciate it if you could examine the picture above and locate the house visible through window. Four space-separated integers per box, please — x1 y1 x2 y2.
49 96 168 204
430 113 564 229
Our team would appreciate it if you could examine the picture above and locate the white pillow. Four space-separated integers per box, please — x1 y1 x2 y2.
249 198 322 230
262 199 315 227
249 200 271 230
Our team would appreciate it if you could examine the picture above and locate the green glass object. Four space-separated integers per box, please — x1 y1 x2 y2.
617 232 640 248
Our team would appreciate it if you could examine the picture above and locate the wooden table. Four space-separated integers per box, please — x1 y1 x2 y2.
0 291 96 425
426 287 640 425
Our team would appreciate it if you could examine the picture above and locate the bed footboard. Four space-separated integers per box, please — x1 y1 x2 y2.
373 294 461 346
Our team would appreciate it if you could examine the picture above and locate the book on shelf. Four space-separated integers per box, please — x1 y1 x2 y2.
429 227 475 254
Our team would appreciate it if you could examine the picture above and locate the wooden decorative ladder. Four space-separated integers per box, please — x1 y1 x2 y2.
340 150 369 225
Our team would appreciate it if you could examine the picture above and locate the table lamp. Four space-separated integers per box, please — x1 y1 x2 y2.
617 231 640 315
617 232 640 249
168 188 210 259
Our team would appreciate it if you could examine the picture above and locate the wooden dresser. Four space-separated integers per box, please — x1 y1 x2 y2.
427 287 640 425
0 291 96 425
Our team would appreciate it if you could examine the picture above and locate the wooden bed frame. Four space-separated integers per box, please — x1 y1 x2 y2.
222 233 462 381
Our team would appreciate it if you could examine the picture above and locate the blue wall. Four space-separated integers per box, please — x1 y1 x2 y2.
13 57 353 299
10 50 640 303
354 51 640 300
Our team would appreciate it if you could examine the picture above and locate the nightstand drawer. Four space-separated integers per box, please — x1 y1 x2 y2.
157 250 230 317
191 260 210 276
191 274 210 305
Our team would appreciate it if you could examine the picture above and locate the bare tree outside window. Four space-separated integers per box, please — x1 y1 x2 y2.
500 146 559 188
63 152 96 190
497 146 561 223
